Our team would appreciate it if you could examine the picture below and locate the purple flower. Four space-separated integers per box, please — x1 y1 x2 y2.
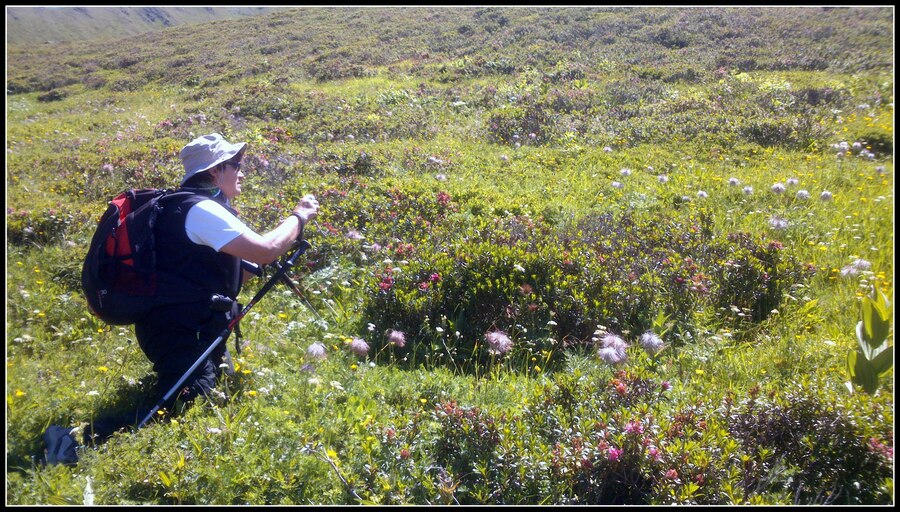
840 258 871 277
728 177 740 187
387 329 407 348
743 186 753 195
820 190 833 201
307 342 327 360
658 175 669 184
625 420 644 434
485 330 513 355
795 189 810 200
349 337 370 357
771 183 786 194
640 331 664 356
768 215 789 230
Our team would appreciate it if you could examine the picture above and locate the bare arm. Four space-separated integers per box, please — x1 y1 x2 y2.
220 194 319 265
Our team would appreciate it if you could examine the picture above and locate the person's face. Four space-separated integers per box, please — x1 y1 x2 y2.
214 161 244 199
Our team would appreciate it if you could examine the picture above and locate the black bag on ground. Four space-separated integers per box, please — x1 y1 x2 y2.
81 188 210 325
43 425 79 466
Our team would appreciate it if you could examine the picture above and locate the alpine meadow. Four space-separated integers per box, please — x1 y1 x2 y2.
5 6 894 505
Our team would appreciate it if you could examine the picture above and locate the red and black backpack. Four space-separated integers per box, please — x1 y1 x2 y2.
81 189 209 325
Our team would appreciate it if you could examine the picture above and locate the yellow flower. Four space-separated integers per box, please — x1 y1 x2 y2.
15 389 25 397
695 369 705 375
247 390 258 397
98 366 109 372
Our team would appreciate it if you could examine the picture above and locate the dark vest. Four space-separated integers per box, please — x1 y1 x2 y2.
154 190 242 300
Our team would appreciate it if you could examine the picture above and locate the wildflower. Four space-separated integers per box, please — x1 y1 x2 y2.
875 166 886 174
840 258 872 277
625 420 644 434
728 177 740 186
697 190 708 199
771 183 786 194
620 168 632 177
743 186 753 195
435 173 448 181
611 181 624 189
603 146 613 153
795 189 810 200
786 177 799 186
608 446 623 461
500 155 509 162
485 330 513 355
640 331 664 356
820 190 833 201
347 230 365 240
597 333 628 365
349 337 370 357
387 329 407 348
307 342 327 360
661 381 672 391
658 174 669 184
648 445 662 461
665 469 679 480
768 215 789 230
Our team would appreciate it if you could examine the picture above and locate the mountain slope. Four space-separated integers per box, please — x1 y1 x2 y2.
6 6 289 45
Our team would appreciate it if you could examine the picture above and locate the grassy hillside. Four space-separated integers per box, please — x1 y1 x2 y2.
6 6 894 505
5 6 289 45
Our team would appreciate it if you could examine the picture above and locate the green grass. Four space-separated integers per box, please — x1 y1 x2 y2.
6 6 894 505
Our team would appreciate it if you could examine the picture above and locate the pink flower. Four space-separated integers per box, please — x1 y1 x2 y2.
665 469 679 480
648 445 662 461
485 330 513 355
387 329 407 348
349 337 370 357
608 447 623 461
625 420 644 435
661 381 672 392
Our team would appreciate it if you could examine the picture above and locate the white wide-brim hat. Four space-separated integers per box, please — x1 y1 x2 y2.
179 133 247 185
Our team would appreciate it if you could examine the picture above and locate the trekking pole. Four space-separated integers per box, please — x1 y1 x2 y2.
136 238 312 429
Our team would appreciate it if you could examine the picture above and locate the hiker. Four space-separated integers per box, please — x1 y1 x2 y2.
45 133 319 464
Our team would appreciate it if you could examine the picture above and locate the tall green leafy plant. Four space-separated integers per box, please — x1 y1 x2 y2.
847 284 893 394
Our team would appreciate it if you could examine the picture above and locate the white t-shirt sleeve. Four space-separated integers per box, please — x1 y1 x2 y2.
184 199 254 251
